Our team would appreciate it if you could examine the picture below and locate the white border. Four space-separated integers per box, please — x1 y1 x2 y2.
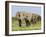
9 3 44 34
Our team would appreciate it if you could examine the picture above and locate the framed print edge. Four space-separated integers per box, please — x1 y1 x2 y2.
5 1 9 36
5 1 45 36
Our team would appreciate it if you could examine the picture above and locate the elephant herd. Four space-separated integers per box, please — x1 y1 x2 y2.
16 12 41 27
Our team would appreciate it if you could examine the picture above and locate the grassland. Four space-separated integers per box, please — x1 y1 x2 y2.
12 17 41 31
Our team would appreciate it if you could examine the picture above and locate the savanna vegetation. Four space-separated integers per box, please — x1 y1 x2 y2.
12 15 41 31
